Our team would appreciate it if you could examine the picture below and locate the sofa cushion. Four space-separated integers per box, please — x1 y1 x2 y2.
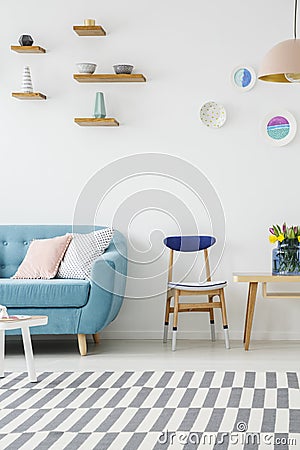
57 228 113 279
0 279 90 308
0 225 106 279
12 234 72 280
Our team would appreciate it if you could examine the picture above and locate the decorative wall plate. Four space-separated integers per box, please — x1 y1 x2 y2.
263 111 297 146
200 101 227 128
232 66 256 92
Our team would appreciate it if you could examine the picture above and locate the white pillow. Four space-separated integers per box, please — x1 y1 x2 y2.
57 228 113 279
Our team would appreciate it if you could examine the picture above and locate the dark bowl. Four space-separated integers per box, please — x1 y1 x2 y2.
113 64 134 74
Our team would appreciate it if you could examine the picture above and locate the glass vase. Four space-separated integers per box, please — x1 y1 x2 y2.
94 92 106 118
272 240 300 275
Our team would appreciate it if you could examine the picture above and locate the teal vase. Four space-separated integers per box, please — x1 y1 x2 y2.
94 92 106 118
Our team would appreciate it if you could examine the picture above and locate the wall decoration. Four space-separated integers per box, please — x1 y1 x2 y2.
200 101 226 128
263 111 297 146
21 66 33 93
73 18 145 125
18 35 34 46
94 92 106 118
232 66 256 91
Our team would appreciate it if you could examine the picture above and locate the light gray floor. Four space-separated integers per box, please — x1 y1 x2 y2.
3 338 300 373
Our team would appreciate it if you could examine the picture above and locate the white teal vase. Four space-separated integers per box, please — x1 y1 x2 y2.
94 92 106 118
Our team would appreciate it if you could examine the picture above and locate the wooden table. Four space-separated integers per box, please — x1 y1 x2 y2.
0 316 48 382
233 273 300 351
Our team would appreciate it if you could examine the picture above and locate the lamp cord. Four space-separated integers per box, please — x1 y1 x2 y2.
294 0 298 39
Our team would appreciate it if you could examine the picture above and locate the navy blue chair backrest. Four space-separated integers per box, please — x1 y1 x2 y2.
164 235 216 252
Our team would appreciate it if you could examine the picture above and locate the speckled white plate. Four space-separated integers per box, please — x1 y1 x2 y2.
200 101 227 128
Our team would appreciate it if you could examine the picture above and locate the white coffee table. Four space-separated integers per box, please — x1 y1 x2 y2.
0 315 48 383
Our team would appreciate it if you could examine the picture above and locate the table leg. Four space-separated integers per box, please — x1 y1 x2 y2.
0 330 4 378
21 327 37 383
244 282 258 351
243 283 252 343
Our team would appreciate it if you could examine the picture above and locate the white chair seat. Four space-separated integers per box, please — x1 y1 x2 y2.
168 280 227 291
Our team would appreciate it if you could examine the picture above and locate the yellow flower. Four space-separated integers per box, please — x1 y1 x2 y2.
269 235 277 244
298 236 300 243
277 234 284 242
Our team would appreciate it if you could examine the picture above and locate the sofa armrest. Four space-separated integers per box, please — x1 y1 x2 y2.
77 235 127 334
91 240 127 297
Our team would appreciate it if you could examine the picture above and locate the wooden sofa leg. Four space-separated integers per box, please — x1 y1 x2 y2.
78 334 87 356
93 333 100 344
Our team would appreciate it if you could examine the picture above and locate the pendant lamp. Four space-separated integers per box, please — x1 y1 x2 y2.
259 0 300 82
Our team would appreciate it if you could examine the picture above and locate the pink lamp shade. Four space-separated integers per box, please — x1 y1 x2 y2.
259 39 300 82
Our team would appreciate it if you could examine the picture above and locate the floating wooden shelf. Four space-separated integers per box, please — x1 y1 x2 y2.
74 118 119 127
73 25 106 36
11 45 46 54
73 73 146 83
12 92 47 100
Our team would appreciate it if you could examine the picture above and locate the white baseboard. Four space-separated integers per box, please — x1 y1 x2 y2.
6 331 300 341
101 330 300 341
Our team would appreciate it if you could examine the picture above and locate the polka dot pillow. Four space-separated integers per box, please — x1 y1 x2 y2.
57 228 113 279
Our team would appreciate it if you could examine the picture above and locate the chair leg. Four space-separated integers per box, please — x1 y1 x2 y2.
78 334 87 356
93 333 100 344
208 295 216 342
219 289 230 350
163 295 172 343
172 291 180 351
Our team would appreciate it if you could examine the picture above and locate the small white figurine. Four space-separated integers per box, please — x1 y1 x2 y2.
0 305 9 319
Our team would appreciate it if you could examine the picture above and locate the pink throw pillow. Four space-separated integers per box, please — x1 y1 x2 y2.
12 234 72 279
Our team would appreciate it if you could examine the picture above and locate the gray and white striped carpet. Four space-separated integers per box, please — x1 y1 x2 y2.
0 371 299 449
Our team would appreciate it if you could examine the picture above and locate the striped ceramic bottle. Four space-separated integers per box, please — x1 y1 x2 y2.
21 66 33 93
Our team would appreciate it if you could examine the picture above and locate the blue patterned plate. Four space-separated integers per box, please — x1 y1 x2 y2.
232 66 256 92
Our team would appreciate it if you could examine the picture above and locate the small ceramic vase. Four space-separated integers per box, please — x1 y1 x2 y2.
94 92 106 118
21 66 33 93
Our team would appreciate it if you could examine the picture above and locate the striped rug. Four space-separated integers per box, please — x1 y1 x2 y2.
0 371 299 449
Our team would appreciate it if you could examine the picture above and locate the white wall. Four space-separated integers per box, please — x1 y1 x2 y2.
2 0 300 340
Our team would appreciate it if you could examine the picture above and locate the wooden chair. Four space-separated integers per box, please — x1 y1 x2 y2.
163 235 230 351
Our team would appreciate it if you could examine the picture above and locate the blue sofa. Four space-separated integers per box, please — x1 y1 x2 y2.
0 225 127 355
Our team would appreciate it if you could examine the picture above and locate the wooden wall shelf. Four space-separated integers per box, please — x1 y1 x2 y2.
73 74 146 83
73 26 106 36
11 46 46 54
74 118 119 127
12 92 47 100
